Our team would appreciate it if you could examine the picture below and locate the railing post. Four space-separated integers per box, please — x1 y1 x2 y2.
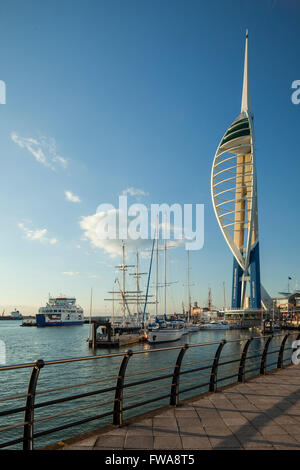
209 340 227 393
113 350 133 426
260 335 273 375
277 334 289 369
238 337 253 383
170 344 189 406
23 359 45 450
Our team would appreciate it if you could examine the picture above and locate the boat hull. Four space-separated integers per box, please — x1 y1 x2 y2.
186 324 199 332
200 324 230 330
146 329 183 343
36 314 84 327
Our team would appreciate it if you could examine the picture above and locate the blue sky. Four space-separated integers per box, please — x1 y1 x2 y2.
0 0 299 315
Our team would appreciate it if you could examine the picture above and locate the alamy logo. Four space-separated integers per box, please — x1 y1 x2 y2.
0 81 6 104
0 340 6 364
95 196 204 251
291 80 300 105
291 340 300 365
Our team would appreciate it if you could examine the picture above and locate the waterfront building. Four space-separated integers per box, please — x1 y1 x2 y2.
274 292 300 323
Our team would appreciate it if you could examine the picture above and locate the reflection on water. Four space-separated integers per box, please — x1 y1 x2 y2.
0 322 293 449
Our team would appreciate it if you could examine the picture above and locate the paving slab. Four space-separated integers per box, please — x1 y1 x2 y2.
60 365 300 451
94 435 126 449
153 436 183 449
181 435 212 449
209 436 242 449
124 436 154 449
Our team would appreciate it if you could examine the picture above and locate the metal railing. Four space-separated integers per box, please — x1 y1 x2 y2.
0 332 299 450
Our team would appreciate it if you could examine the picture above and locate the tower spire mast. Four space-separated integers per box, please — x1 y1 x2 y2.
211 31 262 315
241 29 251 115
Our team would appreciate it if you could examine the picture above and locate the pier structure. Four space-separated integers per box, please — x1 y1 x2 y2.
211 32 264 322
89 320 143 348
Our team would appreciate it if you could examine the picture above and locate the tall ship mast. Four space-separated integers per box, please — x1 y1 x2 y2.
105 242 154 326
129 250 148 322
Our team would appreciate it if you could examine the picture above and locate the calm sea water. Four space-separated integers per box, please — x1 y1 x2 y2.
0 321 292 449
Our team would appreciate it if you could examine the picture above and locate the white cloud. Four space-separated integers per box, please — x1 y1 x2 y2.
52 155 68 168
79 209 153 258
65 190 81 203
79 208 185 259
11 132 68 170
121 187 149 197
18 222 58 245
62 271 80 276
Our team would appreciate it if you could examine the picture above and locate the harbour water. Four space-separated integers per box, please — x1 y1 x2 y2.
0 321 290 449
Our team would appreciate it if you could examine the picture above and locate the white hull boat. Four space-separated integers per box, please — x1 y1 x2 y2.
146 327 183 343
200 320 230 330
186 324 199 332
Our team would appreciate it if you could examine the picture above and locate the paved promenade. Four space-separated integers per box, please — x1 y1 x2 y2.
61 366 300 450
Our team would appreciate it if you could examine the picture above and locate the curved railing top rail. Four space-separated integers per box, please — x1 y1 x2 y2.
0 332 298 371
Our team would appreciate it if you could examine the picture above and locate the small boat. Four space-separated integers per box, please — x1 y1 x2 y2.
20 317 36 327
146 234 184 344
185 323 199 332
257 321 281 335
164 316 189 335
146 322 183 343
200 320 230 330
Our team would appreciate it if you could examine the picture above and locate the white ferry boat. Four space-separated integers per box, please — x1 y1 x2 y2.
36 297 84 327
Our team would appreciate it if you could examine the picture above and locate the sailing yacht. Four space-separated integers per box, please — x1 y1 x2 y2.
146 320 184 343
146 233 183 344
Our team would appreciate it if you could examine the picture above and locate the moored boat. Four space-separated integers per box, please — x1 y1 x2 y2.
20 317 36 327
200 320 230 330
36 297 84 327
146 322 183 343
185 323 199 332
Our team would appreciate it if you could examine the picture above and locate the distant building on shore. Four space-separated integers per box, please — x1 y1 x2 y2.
190 302 222 321
273 292 300 321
